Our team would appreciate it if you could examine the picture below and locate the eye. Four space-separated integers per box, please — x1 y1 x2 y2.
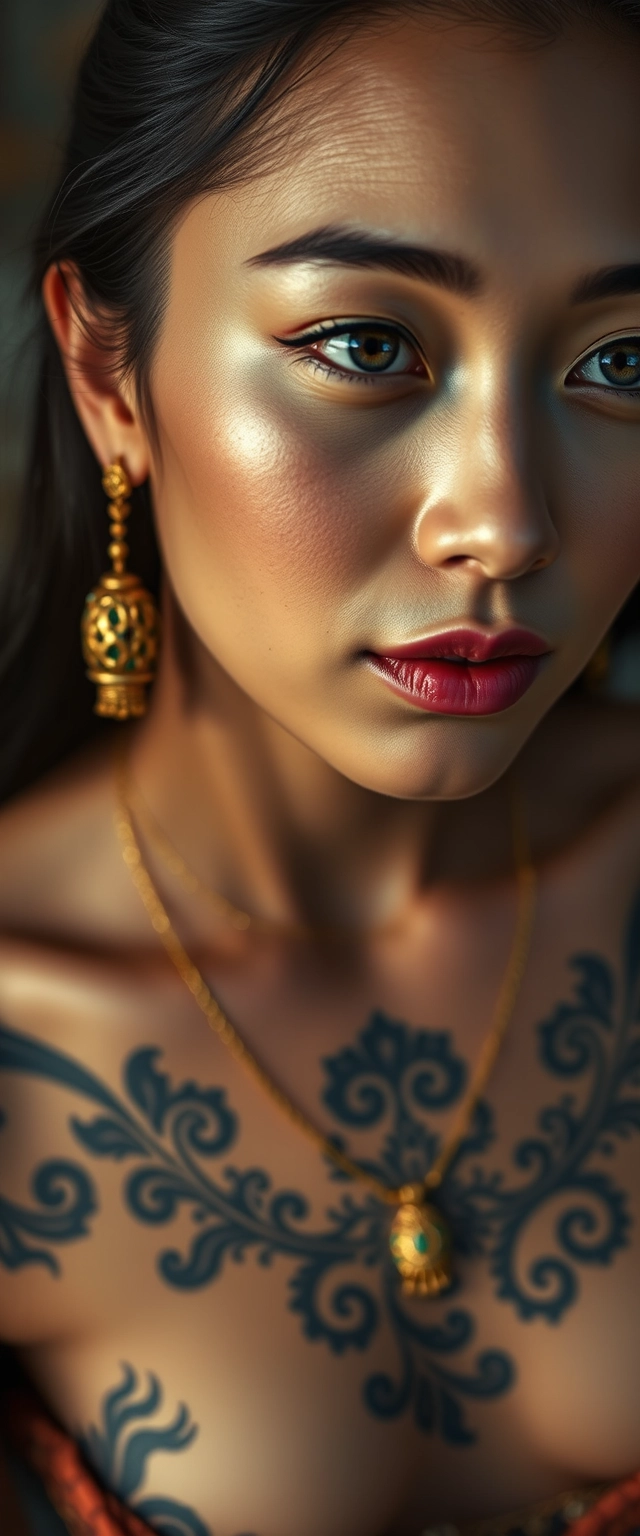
567 337 640 393
313 324 419 375
276 320 427 383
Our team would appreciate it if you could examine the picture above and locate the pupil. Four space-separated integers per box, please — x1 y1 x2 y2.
349 330 399 371
600 345 640 386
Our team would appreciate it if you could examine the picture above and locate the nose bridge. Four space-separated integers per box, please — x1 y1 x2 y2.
414 345 559 580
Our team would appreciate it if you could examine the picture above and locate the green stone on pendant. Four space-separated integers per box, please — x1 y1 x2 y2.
389 1199 453 1298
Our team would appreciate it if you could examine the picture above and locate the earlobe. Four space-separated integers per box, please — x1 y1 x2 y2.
41 261 150 485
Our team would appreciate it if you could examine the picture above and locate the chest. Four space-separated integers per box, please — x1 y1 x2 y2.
1 879 640 1536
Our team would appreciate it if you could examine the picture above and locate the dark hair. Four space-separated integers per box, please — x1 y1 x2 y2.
2 0 640 803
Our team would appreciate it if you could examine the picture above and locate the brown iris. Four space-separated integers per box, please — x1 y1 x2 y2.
598 342 640 387
346 327 400 371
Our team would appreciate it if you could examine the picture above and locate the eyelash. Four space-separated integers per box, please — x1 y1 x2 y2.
275 322 640 397
275 320 427 385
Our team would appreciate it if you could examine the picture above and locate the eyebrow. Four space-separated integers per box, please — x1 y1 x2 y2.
570 263 640 304
247 226 640 309
246 224 482 297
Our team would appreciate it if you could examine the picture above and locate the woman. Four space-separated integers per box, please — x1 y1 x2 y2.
0 1 639 1533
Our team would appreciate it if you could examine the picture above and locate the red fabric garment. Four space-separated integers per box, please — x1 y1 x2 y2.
569 1475 640 1536
3 1383 153 1536
3 1373 640 1536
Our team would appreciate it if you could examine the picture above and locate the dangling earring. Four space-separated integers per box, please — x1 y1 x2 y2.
81 461 160 720
584 630 611 692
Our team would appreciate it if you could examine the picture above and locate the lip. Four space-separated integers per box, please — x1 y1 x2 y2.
367 627 552 716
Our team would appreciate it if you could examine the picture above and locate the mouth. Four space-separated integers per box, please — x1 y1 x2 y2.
366 627 552 716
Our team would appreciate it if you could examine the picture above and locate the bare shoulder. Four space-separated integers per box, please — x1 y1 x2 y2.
0 737 144 950
0 738 166 1061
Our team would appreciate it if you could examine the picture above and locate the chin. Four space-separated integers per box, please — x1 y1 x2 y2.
313 713 542 802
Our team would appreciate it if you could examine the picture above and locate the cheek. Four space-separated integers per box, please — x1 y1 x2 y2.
148 341 403 672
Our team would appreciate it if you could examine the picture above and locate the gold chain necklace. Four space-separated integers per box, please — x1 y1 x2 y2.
114 751 536 1299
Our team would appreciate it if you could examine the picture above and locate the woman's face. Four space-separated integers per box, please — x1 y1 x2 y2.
147 14 640 799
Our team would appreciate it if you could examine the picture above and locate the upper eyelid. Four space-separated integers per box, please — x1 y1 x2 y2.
568 331 640 372
274 317 422 347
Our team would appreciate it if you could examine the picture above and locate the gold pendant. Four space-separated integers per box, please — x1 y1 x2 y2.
389 1199 453 1297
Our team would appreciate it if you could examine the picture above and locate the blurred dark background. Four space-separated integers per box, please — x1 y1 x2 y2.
0 0 102 561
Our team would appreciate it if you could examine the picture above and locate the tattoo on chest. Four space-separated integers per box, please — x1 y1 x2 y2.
80 1361 211 1536
1 894 639 1447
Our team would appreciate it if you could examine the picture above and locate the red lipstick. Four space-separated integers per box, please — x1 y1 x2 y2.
367 627 551 715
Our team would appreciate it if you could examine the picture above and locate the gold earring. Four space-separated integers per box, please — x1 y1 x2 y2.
81 461 160 720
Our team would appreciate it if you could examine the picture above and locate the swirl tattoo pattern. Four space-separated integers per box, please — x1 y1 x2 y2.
0 889 638 1446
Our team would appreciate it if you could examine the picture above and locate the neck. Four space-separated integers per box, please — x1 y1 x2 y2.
129 598 513 931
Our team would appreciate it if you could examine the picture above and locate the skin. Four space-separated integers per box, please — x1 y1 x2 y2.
1 14 640 1536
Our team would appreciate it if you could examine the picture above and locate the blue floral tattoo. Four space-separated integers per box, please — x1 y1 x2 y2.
80 1361 209 1536
0 888 638 1446
445 900 640 1320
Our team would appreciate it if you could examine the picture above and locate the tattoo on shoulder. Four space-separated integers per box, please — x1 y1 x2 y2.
0 888 638 1448
80 1361 210 1536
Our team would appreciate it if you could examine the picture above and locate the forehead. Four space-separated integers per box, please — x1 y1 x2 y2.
202 14 640 286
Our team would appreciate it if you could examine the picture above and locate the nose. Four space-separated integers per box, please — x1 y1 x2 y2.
414 372 559 581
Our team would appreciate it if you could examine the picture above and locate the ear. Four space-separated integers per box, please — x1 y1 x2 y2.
42 262 151 485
